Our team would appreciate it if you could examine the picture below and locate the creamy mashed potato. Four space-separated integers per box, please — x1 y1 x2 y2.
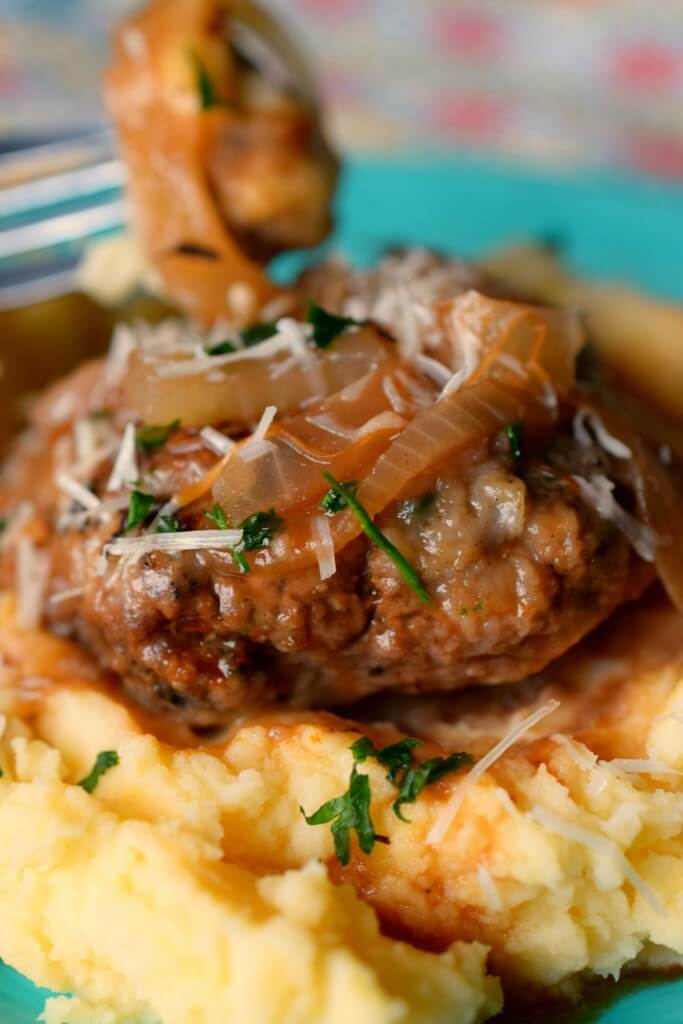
0 594 683 1021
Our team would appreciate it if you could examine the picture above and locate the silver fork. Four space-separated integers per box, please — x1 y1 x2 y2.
0 7 321 312
0 128 126 310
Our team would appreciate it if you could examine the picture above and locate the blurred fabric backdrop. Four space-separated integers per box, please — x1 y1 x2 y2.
1 0 683 177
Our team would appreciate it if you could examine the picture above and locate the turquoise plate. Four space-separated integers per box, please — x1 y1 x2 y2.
2 155 683 1022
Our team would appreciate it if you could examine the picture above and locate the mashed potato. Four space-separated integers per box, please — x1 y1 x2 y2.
0 593 682 1022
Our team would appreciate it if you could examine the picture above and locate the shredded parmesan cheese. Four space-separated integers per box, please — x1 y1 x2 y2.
414 353 452 389
606 758 682 776
107 423 138 492
573 410 632 460
16 538 50 630
552 734 597 770
428 699 560 844
572 474 656 562
382 375 409 415
476 865 502 912
199 427 235 457
55 472 100 511
529 805 666 916
311 515 336 581
47 587 85 607
237 406 277 463
103 323 137 389
105 530 243 559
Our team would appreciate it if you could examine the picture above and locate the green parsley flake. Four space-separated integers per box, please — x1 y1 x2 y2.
322 473 432 605
0 517 6 535
300 764 376 866
206 503 251 574
125 491 155 534
393 752 472 821
241 322 278 347
320 480 357 516
352 736 420 784
77 750 119 794
505 419 524 463
189 52 219 110
136 419 180 451
353 735 472 822
205 339 236 356
306 300 365 350
206 502 230 531
156 514 182 534
473 600 484 612
240 508 284 551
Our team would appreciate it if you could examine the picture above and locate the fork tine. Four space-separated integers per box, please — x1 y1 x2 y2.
0 198 126 261
0 159 125 220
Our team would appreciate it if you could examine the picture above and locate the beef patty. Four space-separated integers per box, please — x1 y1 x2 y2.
0 354 650 723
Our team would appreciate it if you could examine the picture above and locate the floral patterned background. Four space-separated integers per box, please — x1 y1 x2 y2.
1 0 683 177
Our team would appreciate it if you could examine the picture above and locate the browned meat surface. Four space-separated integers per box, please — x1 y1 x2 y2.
0 353 650 723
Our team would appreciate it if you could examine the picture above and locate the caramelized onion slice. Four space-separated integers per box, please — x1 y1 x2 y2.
356 296 581 522
239 296 583 577
212 364 427 521
124 327 393 426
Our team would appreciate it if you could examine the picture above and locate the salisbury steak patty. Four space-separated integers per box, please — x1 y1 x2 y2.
0 354 650 722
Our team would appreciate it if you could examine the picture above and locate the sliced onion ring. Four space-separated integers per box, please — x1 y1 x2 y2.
124 327 393 427
239 295 584 576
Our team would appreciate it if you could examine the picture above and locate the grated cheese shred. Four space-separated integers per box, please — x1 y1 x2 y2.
199 427 235 457
572 474 656 562
55 472 101 511
311 515 336 581
530 805 666 916
476 865 502 912
107 423 138 492
105 530 244 559
428 699 560 844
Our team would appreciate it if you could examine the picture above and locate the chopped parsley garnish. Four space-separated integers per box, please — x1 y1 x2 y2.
353 735 472 822
136 419 180 451
322 473 432 605
460 606 468 617
352 736 420 784
156 514 182 533
189 52 220 110
206 502 230 531
206 502 251 574
124 491 155 533
473 599 484 612
321 480 358 516
0 766 3 778
206 323 277 355
230 547 250 574
206 339 236 356
306 300 364 350
0 517 6 535
302 735 473 861
505 419 524 463
392 752 472 821
241 321 278 347
77 750 119 794
300 763 376 866
240 508 284 551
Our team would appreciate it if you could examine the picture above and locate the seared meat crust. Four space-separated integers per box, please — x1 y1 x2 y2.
0 362 650 722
